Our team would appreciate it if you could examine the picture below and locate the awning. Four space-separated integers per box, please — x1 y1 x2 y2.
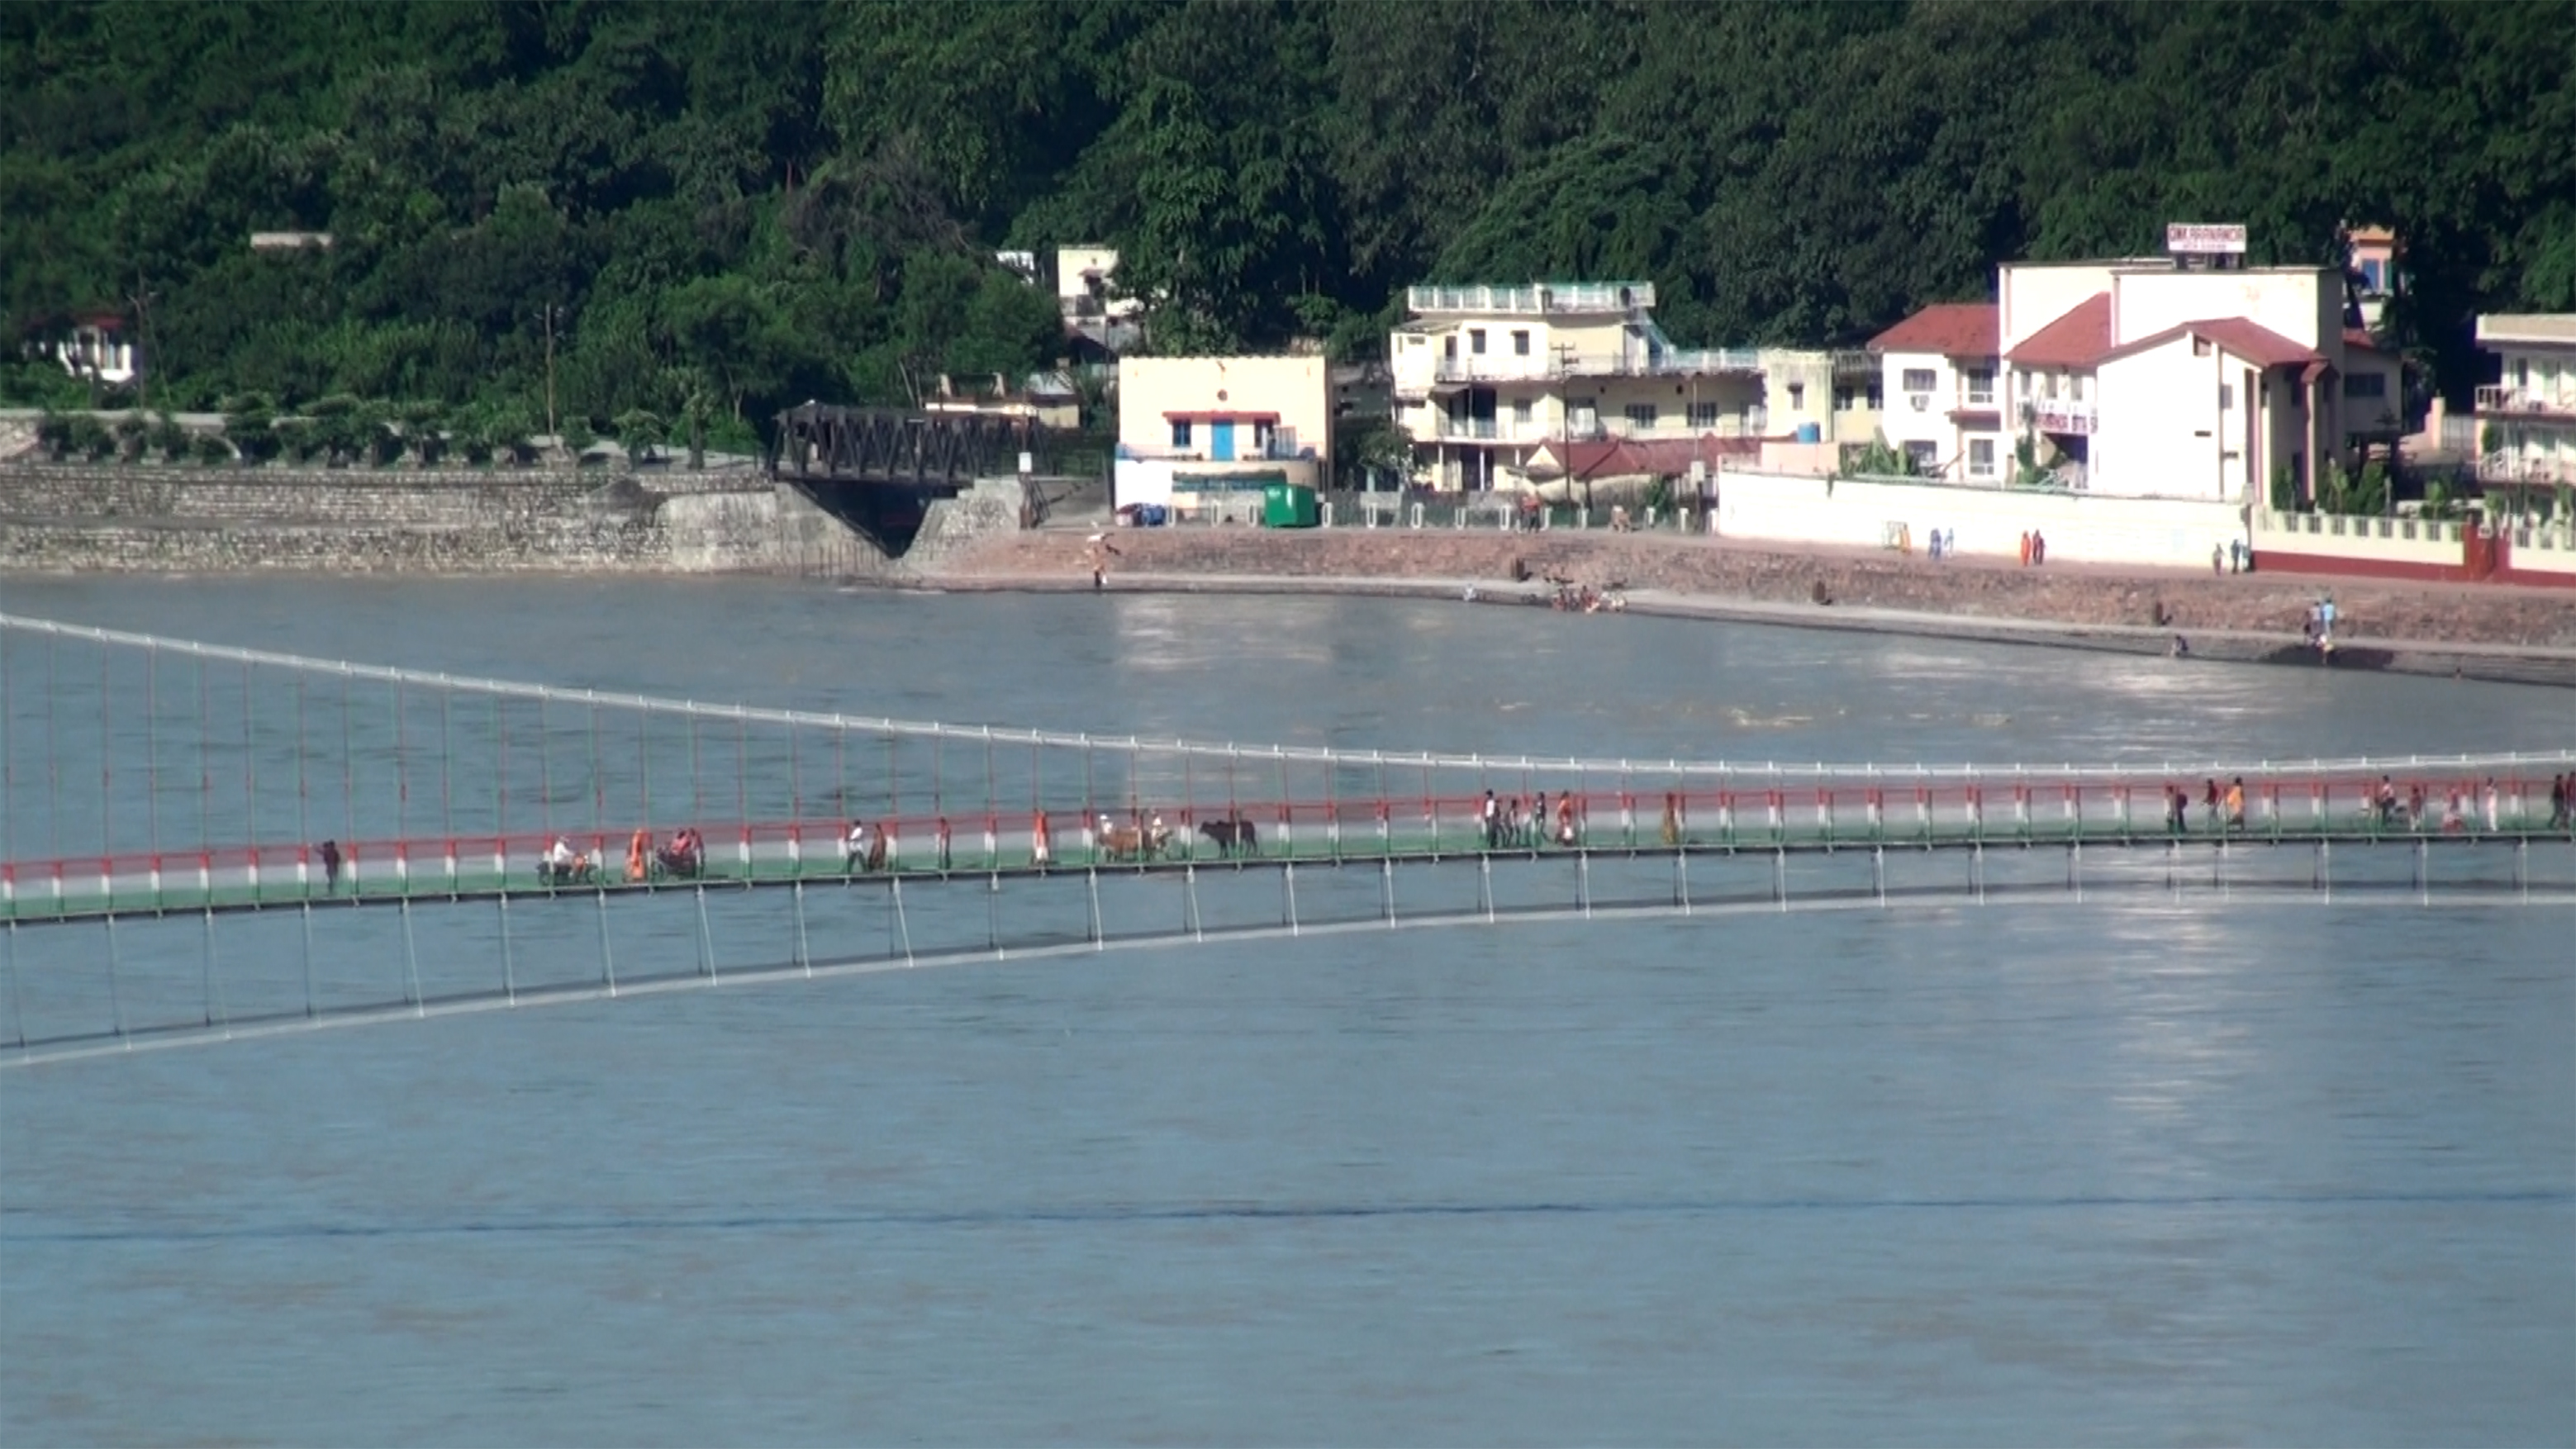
1163 411 1281 423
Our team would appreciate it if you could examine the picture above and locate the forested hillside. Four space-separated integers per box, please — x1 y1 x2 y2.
6 0 2570 439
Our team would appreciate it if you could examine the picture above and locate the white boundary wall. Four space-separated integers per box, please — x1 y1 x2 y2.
1715 468 2242 568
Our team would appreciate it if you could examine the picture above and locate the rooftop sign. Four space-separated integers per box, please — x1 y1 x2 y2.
2165 223 2247 256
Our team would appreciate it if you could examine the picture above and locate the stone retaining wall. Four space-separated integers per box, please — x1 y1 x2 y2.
0 463 1040 577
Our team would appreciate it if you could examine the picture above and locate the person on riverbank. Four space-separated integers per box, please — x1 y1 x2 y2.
319 839 342 891
2031 530 2046 565
1481 790 1501 848
844 819 870 872
2165 786 2188 835
627 828 651 882
2225 777 2246 832
1085 534 1120 591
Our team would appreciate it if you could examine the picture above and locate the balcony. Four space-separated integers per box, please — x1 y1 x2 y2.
1568 409 1769 442
1428 348 1761 384
2027 397 2098 436
1426 416 1547 444
2478 452 2576 485
1407 282 1655 316
2475 385 2576 420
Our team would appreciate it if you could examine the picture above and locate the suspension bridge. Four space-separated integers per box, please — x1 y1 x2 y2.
1 610 2569 1067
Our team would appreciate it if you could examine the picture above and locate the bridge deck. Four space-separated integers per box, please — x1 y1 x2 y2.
7 808 2569 925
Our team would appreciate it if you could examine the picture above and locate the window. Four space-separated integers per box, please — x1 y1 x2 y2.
1625 402 1660 430
1786 382 1806 410
2360 258 2386 292
2219 383 2235 410
1866 384 1884 409
2018 371 2032 398
2046 372 2061 400
1965 368 1994 405
2071 373 2086 401
1968 439 1996 477
1901 368 1937 394
1171 420 1193 448
2193 337 2212 358
2345 373 2386 399
1903 440 1938 472
1833 385 1859 412
1443 336 1457 360
1512 397 1534 424
1512 330 1531 357
1469 328 1487 354
1687 401 1718 430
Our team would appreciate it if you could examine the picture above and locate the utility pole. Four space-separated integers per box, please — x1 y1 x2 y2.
130 271 155 412
542 303 559 443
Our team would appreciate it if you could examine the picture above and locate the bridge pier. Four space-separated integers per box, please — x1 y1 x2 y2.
6 919 21 1049
301 901 317 1019
695 886 719 984
1381 858 1395 925
891 876 915 966
596 889 620 998
497 895 517 1003
1088 868 1105 950
402 897 424 1017
104 914 126 1046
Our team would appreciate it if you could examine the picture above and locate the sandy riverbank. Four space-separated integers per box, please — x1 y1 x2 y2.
916 526 2576 688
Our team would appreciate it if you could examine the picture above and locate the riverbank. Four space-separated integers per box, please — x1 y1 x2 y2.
920 525 2576 687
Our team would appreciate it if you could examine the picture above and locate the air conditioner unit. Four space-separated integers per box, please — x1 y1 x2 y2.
1908 393 1931 412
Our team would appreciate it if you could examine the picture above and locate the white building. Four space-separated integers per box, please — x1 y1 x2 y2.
2473 314 2576 487
1112 354 1330 515
1388 283 1766 492
1868 303 2003 481
1872 240 2402 503
53 315 140 387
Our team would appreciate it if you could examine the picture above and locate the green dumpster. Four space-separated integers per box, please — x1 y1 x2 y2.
1262 482 1320 529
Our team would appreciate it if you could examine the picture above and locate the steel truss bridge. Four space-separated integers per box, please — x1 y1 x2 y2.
2 611 2569 1067
768 404 1067 556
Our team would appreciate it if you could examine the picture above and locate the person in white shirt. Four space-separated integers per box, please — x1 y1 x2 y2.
844 820 869 871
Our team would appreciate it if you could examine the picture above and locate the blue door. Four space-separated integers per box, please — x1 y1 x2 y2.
1210 419 1236 461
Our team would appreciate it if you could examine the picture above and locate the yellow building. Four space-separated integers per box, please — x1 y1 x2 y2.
1388 283 1766 492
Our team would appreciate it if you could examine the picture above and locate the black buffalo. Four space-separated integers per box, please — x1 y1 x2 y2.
1198 818 1259 856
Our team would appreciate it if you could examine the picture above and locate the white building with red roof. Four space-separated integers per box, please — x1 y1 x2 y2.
1873 247 2401 503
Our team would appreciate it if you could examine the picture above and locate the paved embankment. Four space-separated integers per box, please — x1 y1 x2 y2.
923 525 2576 687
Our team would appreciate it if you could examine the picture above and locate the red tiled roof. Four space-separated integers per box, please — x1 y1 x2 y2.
1869 302 1998 358
1946 410 2003 430
2099 317 2320 369
1533 434 1768 482
2006 293 2113 368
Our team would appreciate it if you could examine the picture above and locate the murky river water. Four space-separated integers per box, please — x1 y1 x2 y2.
2 575 2570 1446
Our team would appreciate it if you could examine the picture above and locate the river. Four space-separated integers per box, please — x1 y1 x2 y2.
2 574 2570 1447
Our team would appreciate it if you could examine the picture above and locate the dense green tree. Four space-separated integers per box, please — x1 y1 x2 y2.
5 0 2567 426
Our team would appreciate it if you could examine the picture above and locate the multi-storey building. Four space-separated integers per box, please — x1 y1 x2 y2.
1389 283 1765 492
2474 314 2576 487
1871 240 2403 502
1756 348 1882 445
